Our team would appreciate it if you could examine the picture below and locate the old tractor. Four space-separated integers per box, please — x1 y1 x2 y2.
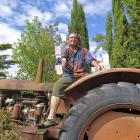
1 59 140 140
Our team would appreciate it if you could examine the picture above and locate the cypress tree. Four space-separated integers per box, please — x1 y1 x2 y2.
0 44 17 78
105 12 113 68
69 0 89 49
123 0 140 68
112 0 129 68
68 0 90 72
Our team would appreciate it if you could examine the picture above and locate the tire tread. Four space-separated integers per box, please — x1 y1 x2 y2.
59 82 140 140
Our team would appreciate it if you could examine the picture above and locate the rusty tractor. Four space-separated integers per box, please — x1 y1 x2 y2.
1 59 140 140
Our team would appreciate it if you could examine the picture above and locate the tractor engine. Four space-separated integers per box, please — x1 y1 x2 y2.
2 91 49 125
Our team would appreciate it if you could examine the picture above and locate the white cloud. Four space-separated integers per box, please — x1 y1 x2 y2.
8 0 18 8
0 0 112 28
0 23 20 74
43 12 53 23
49 0 112 19
89 41 97 52
84 0 112 16
0 0 18 8
0 23 21 44
102 53 110 69
0 1 54 26
60 33 67 42
23 5 43 19
66 0 73 5
55 3 68 12
0 50 13 56
91 23 98 27
7 64 19 77
14 14 28 26
0 5 13 18
53 2 71 19
0 0 19 19
58 23 68 33
14 5 53 26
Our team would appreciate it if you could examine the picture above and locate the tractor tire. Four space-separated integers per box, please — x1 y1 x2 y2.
59 82 140 140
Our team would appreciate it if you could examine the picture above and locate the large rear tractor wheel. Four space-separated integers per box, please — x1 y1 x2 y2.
59 82 140 140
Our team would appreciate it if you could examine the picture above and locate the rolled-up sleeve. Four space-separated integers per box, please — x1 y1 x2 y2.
83 49 96 66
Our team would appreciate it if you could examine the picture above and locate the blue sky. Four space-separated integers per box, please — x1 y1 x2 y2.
0 0 112 76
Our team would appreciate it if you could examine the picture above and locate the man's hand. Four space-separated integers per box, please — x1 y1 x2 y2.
91 60 105 71
96 65 105 71
55 58 66 72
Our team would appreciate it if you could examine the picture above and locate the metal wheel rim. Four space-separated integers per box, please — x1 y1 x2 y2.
78 103 140 140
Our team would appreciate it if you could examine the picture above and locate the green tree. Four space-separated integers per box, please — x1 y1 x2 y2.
92 12 113 66
68 0 90 73
123 0 140 68
12 16 62 82
105 12 113 68
92 34 107 53
0 44 17 78
112 0 129 68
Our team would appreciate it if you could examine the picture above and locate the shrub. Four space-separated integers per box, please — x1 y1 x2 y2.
0 108 23 140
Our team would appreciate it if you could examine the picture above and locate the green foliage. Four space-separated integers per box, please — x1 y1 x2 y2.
12 16 61 82
0 108 23 140
93 0 140 68
68 0 91 73
105 12 113 67
111 0 129 68
92 34 107 53
112 0 140 68
123 0 140 68
0 44 13 50
0 44 17 79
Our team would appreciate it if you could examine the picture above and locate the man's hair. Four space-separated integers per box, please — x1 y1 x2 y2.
66 33 82 45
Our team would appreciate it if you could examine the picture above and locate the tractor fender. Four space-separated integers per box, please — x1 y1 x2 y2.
64 68 140 102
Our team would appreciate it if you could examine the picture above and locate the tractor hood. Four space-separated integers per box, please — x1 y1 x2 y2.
0 79 54 92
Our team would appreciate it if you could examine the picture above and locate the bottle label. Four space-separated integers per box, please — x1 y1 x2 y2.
55 46 61 58
56 65 63 75
55 46 62 75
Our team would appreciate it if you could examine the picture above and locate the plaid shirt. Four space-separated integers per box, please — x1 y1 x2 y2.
61 47 95 77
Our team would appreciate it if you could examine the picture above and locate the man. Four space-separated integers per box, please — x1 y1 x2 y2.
38 33 104 128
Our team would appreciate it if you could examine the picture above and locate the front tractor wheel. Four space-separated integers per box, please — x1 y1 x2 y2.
59 82 140 140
